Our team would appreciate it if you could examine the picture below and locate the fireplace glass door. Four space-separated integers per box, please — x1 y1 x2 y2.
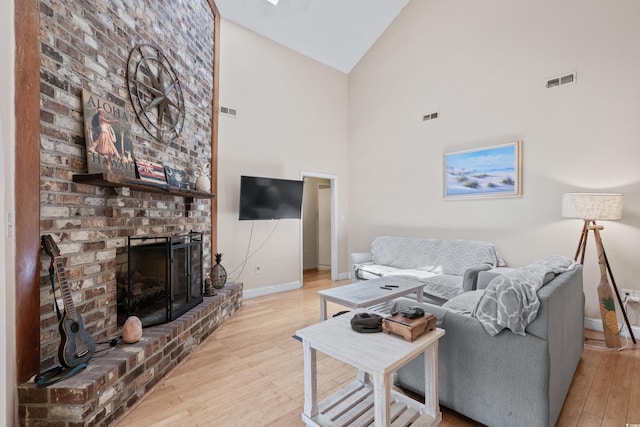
118 231 203 327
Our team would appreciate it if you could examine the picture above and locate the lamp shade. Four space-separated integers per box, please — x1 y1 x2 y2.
561 193 623 221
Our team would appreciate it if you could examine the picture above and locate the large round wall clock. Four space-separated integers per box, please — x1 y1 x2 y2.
127 44 185 141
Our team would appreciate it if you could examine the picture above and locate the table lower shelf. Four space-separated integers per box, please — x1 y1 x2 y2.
302 380 440 427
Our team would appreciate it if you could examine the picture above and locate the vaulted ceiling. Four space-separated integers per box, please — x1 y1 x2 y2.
214 0 409 73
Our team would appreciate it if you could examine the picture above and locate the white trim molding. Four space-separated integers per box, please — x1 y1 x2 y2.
300 170 339 282
584 315 640 340
243 281 301 299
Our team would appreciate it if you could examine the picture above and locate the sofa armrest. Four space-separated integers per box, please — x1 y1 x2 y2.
390 298 449 328
350 251 372 280
462 265 491 292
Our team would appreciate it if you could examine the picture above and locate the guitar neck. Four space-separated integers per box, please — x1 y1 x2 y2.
53 256 79 321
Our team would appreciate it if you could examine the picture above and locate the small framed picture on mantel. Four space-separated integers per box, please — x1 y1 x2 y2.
135 159 167 184
444 140 522 200
164 166 189 189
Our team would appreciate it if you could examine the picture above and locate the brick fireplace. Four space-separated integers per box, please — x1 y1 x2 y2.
36 0 216 367
17 0 223 424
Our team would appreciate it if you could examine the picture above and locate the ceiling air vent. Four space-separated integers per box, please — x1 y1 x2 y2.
422 111 439 122
220 106 237 118
546 72 577 89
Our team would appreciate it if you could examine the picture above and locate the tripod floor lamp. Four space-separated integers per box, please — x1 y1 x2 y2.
561 193 635 348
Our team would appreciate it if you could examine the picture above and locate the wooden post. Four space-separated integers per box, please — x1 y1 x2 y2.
15 0 43 383
574 220 590 263
591 225 621 348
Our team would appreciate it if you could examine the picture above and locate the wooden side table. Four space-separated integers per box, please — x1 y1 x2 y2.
317 276 425 321
296 310 444 427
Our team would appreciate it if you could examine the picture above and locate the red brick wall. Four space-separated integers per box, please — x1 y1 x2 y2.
38 0 215 369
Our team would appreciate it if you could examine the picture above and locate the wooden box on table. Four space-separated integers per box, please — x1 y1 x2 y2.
382 313 436 342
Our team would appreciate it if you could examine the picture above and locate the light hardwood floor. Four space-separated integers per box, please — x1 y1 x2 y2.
115 270 640 427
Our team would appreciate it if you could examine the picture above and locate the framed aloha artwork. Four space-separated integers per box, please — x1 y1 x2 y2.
443 140 522 200
82 89 137 178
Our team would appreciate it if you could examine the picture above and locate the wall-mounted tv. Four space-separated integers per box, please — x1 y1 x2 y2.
239 175 304 220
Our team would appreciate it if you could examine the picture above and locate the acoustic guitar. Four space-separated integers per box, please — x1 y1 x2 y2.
41 235 96 368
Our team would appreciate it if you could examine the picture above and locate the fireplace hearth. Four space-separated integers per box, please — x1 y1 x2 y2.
117 232 204 327
19 283 243 426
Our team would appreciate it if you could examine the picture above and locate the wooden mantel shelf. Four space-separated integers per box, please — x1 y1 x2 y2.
73 172 216 199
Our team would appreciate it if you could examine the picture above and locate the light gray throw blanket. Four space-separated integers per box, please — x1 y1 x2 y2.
475 255 577 336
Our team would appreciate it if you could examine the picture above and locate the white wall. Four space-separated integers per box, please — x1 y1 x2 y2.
217 20 350 294
348 0 640 322
1 0 16 424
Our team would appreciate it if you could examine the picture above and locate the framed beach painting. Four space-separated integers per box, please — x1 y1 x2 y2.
444 140 522 199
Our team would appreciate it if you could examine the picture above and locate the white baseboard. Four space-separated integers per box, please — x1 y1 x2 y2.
584 315 640 339
337 272 350 281
243 281 301 299
242 271 351 299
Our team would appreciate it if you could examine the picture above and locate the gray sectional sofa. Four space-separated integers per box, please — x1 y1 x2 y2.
391 260 584 427
350 236 505 304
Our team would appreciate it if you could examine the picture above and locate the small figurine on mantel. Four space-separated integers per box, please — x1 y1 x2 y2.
194 160 211 192
204 273 216 297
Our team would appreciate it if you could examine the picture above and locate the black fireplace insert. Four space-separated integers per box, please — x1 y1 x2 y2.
117 231 203 327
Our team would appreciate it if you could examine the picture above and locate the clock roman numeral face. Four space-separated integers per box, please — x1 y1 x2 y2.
127 44 185 141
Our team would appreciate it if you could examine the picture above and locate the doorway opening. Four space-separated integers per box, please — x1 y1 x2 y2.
300 171 338 284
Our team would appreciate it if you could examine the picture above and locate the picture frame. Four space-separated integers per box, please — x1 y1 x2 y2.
444 140 522 200
82 89 137 178
136 159 167 184
164 166 190 189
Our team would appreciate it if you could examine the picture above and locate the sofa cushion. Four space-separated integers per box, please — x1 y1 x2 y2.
477 268 556 290
354 265 463 300
440 271 565 317
370 236 503 275
355 263 440 281
442 290 484 315
420 274 465 300
383 269 438 280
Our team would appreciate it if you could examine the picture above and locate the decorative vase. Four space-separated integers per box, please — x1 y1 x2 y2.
211 253 227 289
194 160 211 192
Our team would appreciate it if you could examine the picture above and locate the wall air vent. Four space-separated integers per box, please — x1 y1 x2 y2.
546 72 577 89
422 111 439 122
220 106 237 118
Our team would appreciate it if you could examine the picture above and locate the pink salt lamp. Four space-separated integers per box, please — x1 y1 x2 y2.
122 316 142 343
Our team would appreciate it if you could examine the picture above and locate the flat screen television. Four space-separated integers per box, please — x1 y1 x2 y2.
239 175 304 220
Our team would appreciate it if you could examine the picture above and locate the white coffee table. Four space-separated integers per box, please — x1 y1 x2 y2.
317 276 425 321
297 310 444 427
